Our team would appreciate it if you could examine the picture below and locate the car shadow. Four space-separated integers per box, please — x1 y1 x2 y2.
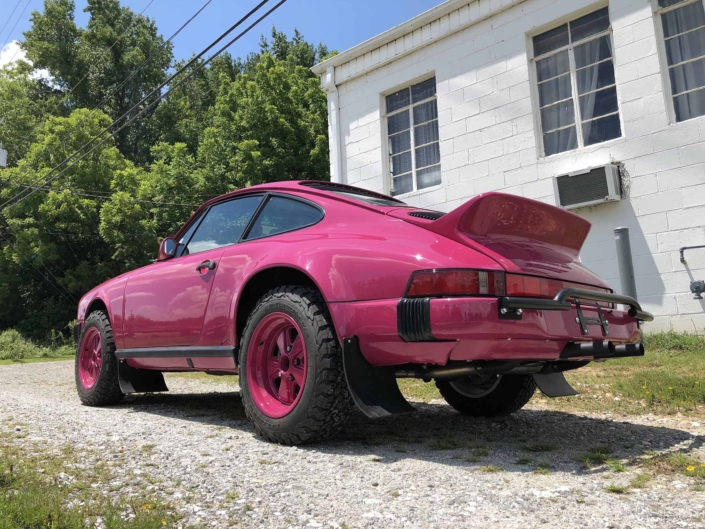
116 389 703 475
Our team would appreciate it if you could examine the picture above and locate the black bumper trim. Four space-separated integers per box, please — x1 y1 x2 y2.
499 288 654 322
397 298 437 342
73 322 82 344
115 346 236 359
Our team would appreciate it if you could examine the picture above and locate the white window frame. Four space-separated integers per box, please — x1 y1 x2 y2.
381 77 441 197
529 8 622 157
653 0 705 124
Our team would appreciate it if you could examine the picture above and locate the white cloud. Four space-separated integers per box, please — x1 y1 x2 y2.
0 40 24 68
0 40 51 81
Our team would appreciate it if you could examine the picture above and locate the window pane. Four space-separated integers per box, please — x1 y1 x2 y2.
536 50 570 81
538 73 573 107
413 99 438 124
570 8 610 43
661 1 705 39
185 196 262 254
669 56 705 94
414 120 439 146
533 24 569 56
576 60 615 94
176 211 204 257
583 113 621 145
245 196 323 240
411 78 436 103
540 99 575 132
416 143 441 169
390 152 412 176
574 35 613 69
389 130 411 155
392 174 413 196
387 111 410 134
417 165 442 190
543 127 578 156
665 26 705 65
674 86 705 121
579 87 619 120
386 88 410 113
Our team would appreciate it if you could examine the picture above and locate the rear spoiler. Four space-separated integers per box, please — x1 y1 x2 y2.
423 193 593 277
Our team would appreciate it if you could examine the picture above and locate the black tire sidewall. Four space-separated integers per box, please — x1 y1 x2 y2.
239 294 323 434
75 312 121 403
436 374 536 417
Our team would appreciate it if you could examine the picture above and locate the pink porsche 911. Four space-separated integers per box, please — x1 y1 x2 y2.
74 181 652 444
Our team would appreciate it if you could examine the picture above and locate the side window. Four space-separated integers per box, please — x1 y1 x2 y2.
184 195 262 255
175 212 204 257
245 196 323 240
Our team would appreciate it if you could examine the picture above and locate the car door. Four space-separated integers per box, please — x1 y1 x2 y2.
122 195 263 348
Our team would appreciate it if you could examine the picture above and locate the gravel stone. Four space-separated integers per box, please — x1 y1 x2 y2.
0 361 704 528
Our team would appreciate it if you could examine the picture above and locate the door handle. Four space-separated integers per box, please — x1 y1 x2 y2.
196 260 217 272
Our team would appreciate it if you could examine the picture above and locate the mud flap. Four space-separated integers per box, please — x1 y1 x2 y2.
532 372 578 398
118 360 169 394
342 337 416 418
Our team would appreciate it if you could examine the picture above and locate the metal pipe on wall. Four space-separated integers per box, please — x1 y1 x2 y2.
614 227 638 301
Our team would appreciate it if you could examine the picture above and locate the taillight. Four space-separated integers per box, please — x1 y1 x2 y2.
406 269 505 297
505 273 611 299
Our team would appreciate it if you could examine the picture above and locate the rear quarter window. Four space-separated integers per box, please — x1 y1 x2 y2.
245 196 323 240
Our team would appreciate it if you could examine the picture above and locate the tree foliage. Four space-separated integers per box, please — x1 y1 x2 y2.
0 4 333 338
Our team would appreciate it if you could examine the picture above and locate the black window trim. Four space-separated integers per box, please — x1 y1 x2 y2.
175 193 266 258
240 192 325 242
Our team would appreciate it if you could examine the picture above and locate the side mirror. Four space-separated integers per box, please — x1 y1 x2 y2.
158 237 177 261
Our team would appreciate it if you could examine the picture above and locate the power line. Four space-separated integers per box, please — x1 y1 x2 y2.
0 0 278 210
15 183 203 207
0 0 23 43
0 0 31 57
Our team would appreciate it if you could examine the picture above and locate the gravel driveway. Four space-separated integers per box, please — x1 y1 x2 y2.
1 360 703 528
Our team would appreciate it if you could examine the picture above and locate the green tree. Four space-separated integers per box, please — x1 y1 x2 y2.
22 0 173 162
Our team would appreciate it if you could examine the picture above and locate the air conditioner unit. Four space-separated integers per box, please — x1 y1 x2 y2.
553 164 621 210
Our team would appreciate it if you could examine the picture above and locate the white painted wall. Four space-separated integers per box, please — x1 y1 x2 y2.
317 0 705 333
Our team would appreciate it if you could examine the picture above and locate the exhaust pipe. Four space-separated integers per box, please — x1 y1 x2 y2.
561 340 615 359
613 342 644 357
395 362 544 381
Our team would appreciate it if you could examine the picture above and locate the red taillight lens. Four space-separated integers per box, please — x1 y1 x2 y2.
505 274 611 299
406 270 505 297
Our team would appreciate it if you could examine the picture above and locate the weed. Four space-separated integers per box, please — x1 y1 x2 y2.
578 447 613 469
607 460 627 473
630 473 652 489
605 483 629 494
515 457 533 465
525 443 557 453
427 437 462 450
225 491 240 502
480 465 502 473
390 490 400 498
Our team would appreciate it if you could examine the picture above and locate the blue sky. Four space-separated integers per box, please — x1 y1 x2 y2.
1 0 443 64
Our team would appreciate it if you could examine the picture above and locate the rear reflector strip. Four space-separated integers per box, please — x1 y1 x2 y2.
505 273 611 299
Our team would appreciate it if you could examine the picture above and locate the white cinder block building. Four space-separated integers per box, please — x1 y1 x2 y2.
312 0 705 333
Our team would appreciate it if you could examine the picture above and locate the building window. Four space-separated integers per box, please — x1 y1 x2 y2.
385 77 441 196
656 0 705 122
531 8 621 156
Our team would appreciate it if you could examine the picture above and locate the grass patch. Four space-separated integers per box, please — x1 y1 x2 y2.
427 436 462 450
630 473 652 489
166 372 239 386
605 483 629 494
389 490 400 498
480 465 503 473
397 379 441 401
642 452 705 479
535 333 705 416
525 443 557 453
515 456 533 465
577 447 612 469
607 460 627 473
0 441 175 528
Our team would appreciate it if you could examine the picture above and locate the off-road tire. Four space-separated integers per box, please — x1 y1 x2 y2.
436 375 536 417
75 310 124 406
239 286 354 445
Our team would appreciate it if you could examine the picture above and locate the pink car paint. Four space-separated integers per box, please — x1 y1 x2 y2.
76 181 643 375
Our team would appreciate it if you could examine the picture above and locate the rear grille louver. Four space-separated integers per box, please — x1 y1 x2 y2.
407 210 446 221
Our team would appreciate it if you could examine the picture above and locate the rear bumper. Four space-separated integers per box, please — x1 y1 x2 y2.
328 295 643 367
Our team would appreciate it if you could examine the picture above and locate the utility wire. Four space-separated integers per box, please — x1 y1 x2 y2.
0 0 31 58
0 0 23 44
1 0 284 210
0 0 276 209
16 184 203 207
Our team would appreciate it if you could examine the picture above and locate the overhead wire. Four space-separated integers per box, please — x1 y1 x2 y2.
0 0 23 44
0 0 31 58
0 0 286 211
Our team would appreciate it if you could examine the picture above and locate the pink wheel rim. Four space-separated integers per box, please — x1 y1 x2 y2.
78 328 102 390
246 312 307 419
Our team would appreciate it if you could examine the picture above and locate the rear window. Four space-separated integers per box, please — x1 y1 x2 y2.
301 182 408 207
245 196 323 240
